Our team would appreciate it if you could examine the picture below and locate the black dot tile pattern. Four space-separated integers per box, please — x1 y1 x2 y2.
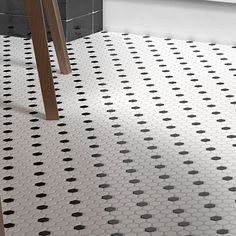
1 32 236 236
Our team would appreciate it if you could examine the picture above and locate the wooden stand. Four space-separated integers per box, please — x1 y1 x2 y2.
25 0 71 120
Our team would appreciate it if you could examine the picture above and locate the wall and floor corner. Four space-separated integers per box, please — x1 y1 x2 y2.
0 0 103 42
103 0 236 45
1 1 236 236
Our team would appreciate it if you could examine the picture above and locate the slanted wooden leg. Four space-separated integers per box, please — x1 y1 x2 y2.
0 199 5 236
43 0 72 74
26 0 59 120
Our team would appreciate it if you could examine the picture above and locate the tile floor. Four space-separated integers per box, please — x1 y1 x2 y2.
1 31 236 236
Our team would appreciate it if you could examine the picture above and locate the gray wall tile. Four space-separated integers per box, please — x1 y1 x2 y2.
64 14 93 41
93 0 103 11
66 0 93 19
93 10 103 33
0 0 103 41
0 0 25 16
0 14 29 37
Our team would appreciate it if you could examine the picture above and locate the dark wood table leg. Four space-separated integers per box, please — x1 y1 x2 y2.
43 0 72 74
25 0 59 120
0 199 5 236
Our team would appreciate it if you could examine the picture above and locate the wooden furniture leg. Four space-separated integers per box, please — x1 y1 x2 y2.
43 0 72 74
25 0 59 120
0 199 5 236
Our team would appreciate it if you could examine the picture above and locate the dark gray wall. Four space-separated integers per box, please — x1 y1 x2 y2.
0 0 103 41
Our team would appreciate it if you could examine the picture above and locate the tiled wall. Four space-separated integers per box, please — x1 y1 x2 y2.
0 0 103 41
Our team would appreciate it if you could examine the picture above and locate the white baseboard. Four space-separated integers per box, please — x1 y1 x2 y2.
103 0 236 45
